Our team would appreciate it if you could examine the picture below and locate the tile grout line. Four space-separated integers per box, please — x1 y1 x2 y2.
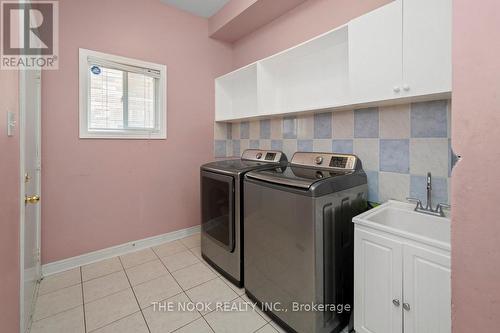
217 273 245 296
252 322 270 333
159 257 202 274
128 271 170 289
237 295 273 325
85 310 143 333
32 303 84 324
81 283 132 306
117 256 152 333
121 256 159 271
81 234 200 282
200 316 217 333
177 263 217 333
156 237 230 332
39 236 202 331
37 280 83 297
82 267 124 284
154 249 205 332
80 267 87 333
200 293 241 317
152 242 219 292
32 282 85 323
153 245 193 291
213 276 277 328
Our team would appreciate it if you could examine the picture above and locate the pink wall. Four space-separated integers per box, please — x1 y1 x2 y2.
0 70 20 332
40 0 393 264
41 0 232 263
232 0 391 68
451 0 500 331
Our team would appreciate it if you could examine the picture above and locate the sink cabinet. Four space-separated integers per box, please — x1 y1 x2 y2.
354 227 451 333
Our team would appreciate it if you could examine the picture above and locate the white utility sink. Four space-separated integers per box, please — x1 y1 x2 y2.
353 200 451 250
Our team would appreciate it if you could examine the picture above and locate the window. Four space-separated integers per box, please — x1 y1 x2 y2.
79 49 167 139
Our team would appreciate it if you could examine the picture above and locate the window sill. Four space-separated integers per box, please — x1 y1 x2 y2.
79 131 166 140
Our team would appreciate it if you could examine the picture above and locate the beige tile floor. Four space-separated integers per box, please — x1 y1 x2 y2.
30 232 349 333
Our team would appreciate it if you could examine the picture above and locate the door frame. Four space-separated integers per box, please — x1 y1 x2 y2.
18 2 43 331
19 68 42 333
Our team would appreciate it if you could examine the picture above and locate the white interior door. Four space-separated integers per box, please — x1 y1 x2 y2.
354 229 403 333
20 68 42 333
403 244 451 333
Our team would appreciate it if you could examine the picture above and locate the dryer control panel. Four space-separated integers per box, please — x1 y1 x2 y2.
241 149 286 163
291 152 358 170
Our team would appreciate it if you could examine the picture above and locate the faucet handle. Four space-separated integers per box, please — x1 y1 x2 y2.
436 203 451 217
406 197 423 208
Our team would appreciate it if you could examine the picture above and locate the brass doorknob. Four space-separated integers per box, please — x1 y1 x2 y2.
25 195 40 204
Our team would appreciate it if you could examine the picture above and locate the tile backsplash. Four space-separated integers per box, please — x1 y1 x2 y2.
214 100 452 205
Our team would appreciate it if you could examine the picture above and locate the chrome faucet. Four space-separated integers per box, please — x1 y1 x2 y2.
407 172 450 217
426 172 433 211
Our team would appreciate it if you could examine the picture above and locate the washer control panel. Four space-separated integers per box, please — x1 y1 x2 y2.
241 149 285 163
291 152 358 170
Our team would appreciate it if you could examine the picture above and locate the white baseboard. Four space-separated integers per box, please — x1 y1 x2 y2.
42 225 201 276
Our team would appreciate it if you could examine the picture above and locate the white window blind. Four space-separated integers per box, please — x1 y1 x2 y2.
79 49 166 139
89 66 125 129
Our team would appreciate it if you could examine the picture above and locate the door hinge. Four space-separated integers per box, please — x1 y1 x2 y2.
35 248 41 263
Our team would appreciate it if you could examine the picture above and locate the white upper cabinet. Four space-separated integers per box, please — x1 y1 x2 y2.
259 27 349 115
349 0 403 104
215 64 257 121
349 0 452 104
402 0 452 96
215 0 452 121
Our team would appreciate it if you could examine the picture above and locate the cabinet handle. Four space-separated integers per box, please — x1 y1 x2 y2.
403 303 411 311
403 84 410 91
393 86 401 93
392 299 400 307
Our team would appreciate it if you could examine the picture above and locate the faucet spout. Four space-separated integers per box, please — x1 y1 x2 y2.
407 171 450 217
426 172 432 209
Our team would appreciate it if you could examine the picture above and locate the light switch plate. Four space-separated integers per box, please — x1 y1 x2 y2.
7 111 16 137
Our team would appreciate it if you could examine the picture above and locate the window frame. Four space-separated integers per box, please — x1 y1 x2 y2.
79 48 167 139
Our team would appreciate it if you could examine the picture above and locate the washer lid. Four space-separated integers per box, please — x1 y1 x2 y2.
246 165 353 189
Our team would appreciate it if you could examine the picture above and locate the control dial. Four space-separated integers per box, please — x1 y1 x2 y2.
315 156 323 165
256 152 263 159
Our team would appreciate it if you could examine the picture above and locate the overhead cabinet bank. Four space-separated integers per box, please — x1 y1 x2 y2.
215 0 451 121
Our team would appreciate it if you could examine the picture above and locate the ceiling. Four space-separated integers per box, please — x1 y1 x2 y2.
160 0 230 18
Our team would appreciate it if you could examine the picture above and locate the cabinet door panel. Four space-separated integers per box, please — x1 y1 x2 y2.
349 0 403 104
403 244 451 333
354 229 403 333
402 0 452 95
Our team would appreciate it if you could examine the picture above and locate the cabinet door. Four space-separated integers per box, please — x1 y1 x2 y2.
354 228 403 333
402 0 452 96
403 244 451 333
348 0 403 104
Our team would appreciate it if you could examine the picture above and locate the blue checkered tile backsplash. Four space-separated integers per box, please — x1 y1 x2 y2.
214 100 452 204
